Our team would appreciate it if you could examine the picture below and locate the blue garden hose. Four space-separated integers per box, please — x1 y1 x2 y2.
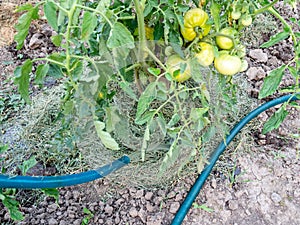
0 156 130 189
171 93 299 225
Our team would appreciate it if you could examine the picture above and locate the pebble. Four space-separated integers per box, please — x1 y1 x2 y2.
169 202 180 214
129 207 138 217
104 205 114 215
28 33 43 49
47 203 58 213
48 218 58 225
227 200 239 210
249 49 268 62
145 192 154 200
135 189 144 198
271 192 282 203
246 67 266 81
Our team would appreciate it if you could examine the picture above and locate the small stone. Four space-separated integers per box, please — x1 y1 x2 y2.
73 191 80 200
211 179 217 189
175 193 183 202
48 218 58 225
59 220 68 225
271 192 282 203
138 208 147 223
146 202 155 212
129 207 138 217
169 202 180 214
47 203 58 213
29 33 43 49
104 205 113 215
246 67 266 81
135 189 144 198
145 192 153 200
73 219 81 225
167 191 176 199
227 200 239 210
249 49 268 62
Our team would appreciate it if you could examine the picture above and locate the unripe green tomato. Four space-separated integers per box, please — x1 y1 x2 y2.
166 55 191 82
216 27 237 50
231 11 241 20
241 15 253 26
214 52 242 76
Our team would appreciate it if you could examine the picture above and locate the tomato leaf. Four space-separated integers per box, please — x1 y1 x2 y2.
44 2 58 31
210 0 221 32
141 125 150 161
260 30 290 48
51 34 63 47
147 67 161 76
159 140 180 175
119 81 138 101
258 65 286 99
2 197 24 221
14 59 32 103
288 66 298 79
41 188 59 203
35 64 49 85
18 156 37 175
107 22 135 49
14 6 39 49
262 106 288 134
94 121 120 150
135 82 157 124
105 106 121 133
81 11 98 40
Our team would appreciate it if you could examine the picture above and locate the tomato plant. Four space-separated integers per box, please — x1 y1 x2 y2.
11 0 299 189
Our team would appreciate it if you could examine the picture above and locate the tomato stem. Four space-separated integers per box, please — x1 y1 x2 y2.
133 0 147 63
253 0 279 15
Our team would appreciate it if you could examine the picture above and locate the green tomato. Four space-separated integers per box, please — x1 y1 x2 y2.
166 55 191 82
241 15 253 26
216 27 237 50
231 11 241 20
214 52 242 76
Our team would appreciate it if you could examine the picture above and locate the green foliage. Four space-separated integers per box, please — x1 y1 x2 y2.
41 188 59 203
81 207 94 225
18 156 37 175
262 105 289 134
259 65 286 99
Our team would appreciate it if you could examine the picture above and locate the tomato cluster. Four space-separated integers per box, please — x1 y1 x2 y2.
167 5 250 82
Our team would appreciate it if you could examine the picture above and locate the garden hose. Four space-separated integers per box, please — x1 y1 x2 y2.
0 156 130 189
171 93 299 225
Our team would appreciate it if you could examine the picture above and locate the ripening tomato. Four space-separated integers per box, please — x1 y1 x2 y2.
195 42 215 67
216 27 237 50
181 8 209 41
145 26 154 40
214 52 242 76
166 55 191 82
